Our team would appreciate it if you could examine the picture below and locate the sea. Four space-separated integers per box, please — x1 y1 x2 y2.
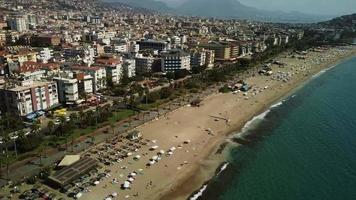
191 56 356 200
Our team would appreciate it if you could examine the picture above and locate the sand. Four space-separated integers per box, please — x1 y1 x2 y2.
79 46 356 200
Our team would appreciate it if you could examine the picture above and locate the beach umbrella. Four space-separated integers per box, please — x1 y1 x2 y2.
127 152 133 156
128 177 135 182
158 150 165 154
134 155 141 160
138 168 143 172
169 147 176 151
123 181 130 188
75 192 82 199
105 198 112 200
184 140 191 144
150 145 159 150
149 160 156 165
167 152 173 155
112 192 118 197
94 181 100 185
152 155 159 160
130 172 137 177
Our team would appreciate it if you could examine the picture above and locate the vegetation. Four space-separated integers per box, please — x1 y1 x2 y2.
0 35 315 171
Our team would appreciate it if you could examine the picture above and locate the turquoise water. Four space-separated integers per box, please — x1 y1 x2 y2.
198 57 356 200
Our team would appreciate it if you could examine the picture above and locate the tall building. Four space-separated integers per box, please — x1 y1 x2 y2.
70 66 107 93
190 49 207 68
199 42 231 61
135 55 154 75
0 80 59 116
123 59 136 78
8 15 28 32
53 77 80 105
161 49 190 73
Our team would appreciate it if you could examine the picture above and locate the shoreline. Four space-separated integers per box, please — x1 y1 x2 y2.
156 47 356 200
73 46 356 200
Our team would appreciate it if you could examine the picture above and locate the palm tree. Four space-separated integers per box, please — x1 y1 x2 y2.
144 87 150 105
0 128 10 178
88 136 95 144
129 93 135 109
38 145 45 166
110 123 116 135
47 120 55 135
30 120 41 134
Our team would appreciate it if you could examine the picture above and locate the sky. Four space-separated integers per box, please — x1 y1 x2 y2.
158 0 356 16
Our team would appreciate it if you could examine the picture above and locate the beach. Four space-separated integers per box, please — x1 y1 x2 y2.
79 46 356 200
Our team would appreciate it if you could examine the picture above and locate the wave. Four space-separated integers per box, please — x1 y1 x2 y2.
312 65 336 78
189 162 229 200
189 184 208 200
270 101 284 108
239 100 285 134
240 109 270 133
216 162 229 176
312 69 327 78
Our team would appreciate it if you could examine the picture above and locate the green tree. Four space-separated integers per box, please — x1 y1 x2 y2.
159 87 174 99
47 120 55 135
146 92 160 103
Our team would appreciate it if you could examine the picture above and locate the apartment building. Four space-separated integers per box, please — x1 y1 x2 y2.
161 49 191 73
0 80 59 116
135 55 154 75
53 77 80 105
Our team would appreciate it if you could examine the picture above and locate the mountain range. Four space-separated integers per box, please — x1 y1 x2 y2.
103 0 334 23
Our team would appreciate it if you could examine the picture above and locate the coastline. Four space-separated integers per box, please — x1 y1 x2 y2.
154 46 356 200
76 46 356 200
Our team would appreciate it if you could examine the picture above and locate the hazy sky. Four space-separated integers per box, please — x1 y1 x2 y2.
158 0 356 16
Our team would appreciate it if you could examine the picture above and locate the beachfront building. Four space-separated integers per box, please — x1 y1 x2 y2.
0 79 59 116
123 58 136 78
70 66 107 93
199 41 231 61
161 49 191 73
53 77 80 105
135 55 154 75
190 49 206 68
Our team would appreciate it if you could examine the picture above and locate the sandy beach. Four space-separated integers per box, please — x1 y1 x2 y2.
78 46 356 200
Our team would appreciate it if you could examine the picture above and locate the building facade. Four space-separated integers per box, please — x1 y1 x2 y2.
0 80 59 116
161 49 191 73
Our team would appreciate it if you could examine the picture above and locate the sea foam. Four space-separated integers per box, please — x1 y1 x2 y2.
217 162 229 176
189 184 208 200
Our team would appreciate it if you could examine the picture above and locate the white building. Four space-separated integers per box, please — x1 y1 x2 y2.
53 77 80 105
77 74 93 95
70 66 107 93
161 49 190 73
123 59 136 78
38 48 53 63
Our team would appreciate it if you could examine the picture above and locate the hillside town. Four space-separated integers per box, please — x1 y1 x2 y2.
3 0 352 200
0 0 303 117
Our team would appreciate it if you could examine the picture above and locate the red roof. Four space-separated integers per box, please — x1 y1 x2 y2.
71 65 101 71
40 62 60 70
95 57 121 66
19 61 41 73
